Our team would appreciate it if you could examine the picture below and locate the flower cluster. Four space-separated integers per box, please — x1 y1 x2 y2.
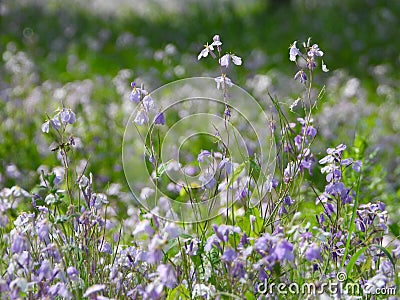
129 82 165 126
41 108 76 133
289 39 328 84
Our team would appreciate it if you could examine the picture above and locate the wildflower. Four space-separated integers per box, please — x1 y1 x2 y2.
60 108 76 125
294 70 307 84
154 112 165 125
213 224 241 243
142 94 155 111
199 171 216 189
214 74 233 90
134 109 149 126
67 267 79 281
37 260 53 281
289 41 301 61
50 117 61 130
83 284 106 298
41 121 50 133
305 243 322 261
352 160 362 172
98 241 112 254
308 44 324 57
218 158 233 175
197 150 212 163
222 248 238 262
129 82 144 103
157 264 177 288
219 53 242 67
198 43 217 60
274 240 294 261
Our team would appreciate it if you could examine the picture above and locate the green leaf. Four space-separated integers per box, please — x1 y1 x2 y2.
167 284 190 300
389 223 400 238
346 246 368 277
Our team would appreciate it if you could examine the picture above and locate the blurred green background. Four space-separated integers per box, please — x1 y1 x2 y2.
1 0 399 215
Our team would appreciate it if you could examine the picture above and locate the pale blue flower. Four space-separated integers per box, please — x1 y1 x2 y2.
289 41 301 61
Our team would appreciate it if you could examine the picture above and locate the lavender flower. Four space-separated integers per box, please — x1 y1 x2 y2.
83 284 106 297
305 243 322 261
289 41 301 61
157 264 177 288
308 44 324 57
134 109 149 126
60 108 76 125
274 240 294 261
294 70 307 84
129 82 145 102
221 248 238 262
154 112 165 125
214 74 233 90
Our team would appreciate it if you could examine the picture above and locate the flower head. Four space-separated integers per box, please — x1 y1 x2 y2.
289 41 302 61
219 53 242 68
154 112 165 125
294 70 307 84
308 44 324 57
215 74 233 90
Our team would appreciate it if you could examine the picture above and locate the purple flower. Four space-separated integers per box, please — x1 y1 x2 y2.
129 82 144 103
222 248 238 262
41 121 50 133
215 75 233 90
274 240 294 261
218 158 233 175
98 241 112 254
289 41 301 61
67 266 79 281
294 70 307 84
204 234 222 252
49 282 71 299
50 117 61 130
157 264 177 289
11 234 26 254
213 224 241 243
38 219 50 243
305 243 322 261
308 44 324 57
134 109 149 126
197 150 212 163
37 260 53 281
283 195 294 206
142 94 155 112
254 233 273 253
154 112 165 125
60 109 76 125
83 284 105 297
306 126 317 138
352 160 362 172
199 172 216 189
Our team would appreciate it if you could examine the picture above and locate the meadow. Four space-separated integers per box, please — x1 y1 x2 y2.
0 0 399 299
